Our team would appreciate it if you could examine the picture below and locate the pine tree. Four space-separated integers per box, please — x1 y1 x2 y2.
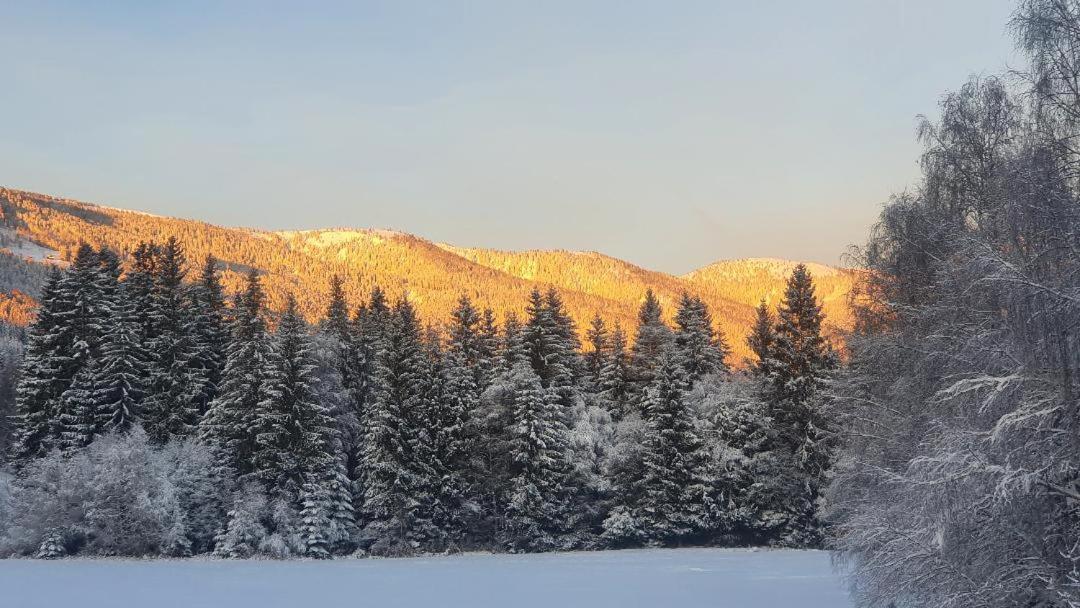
598 322 632 419
631 289 673 387
762 264 838 545
11 269 68 461
500 311 527 370
746 299 776 376
55 366 98 451
298 478 332 559
424 343 475 543
504 362 574 552
143 237 201 442
584 313 609 390
125 242 160 343
351 285 390 426
634 350 712 545
189 255 229 416
448 294 482 366
447 294 495 398
90 288 149 433
673 293 729 384
358 298 441 553
34 245 110 454
521 288 578 392
475 307 500 391
200 270 273 480
253 297 341 500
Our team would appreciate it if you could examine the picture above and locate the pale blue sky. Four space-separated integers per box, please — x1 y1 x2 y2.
0 1 1018 273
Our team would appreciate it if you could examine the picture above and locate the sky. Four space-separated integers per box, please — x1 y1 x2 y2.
0 1 1020 274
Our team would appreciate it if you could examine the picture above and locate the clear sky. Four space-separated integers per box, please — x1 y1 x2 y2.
0 1 1019 274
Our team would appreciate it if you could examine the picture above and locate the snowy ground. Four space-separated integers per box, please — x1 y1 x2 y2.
0 548 852 608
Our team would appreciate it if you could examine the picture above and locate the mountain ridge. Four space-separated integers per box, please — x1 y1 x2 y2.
0 187 857 362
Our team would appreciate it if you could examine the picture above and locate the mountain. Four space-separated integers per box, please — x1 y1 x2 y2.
0 187 857 363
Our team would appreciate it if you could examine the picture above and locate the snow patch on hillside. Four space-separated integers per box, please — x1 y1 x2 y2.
0 228 59 263
685 258 840 281
277 228 406 248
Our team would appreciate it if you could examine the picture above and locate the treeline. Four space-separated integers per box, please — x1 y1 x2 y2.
0 237 836 558
827 1 1080 607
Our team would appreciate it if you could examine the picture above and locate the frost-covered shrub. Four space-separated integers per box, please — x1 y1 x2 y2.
215 482 302 559
0 428 187 556
157 438 224 555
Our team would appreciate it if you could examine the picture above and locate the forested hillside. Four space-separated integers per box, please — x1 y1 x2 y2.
0 188 855 363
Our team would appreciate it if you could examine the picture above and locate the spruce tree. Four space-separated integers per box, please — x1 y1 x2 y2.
746 299 776 375
598 322 632 420
358 298 441 553
43 245 110 451
189 255 229 416
500 311 527 370
475 308 500 391
521 288 578 394
351 285 390 426
635 350 712 545
673 293 729 384
200 270 273 480
763 264 838 545
448 294 482 366
143 237 200 442
584 313 609 390
631 289 673 387
11 269 68 461
504 362 574 552
252 297 341 501
90 288 148 433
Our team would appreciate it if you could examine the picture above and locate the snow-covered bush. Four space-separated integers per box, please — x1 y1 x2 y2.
0 427 186 557
214 482 303 559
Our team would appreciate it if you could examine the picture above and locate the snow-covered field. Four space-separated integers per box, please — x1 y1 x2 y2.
0 548 851 608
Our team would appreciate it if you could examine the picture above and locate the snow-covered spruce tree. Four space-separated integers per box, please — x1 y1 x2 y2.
125 242 160 346
584 312 609 391
687 373 784 545
673 293 729 384
503 362 574 552
499 311 527 371
598 322 632 420
251 296 355 555
520 288 579 392
448 294 483 368
89 279 149 434
350 285 390 427
49 245 110 448
358 298 441 555
759 264 837 546
188 254 229 417
200 270 273 482
55 366 98 451
629 350 713 546
745 299 775 375
9 268 66 462
630 289 673 391
475 307 501 391
252 297 339 497
416 336 475 545
143 237 201 442
319 276 361 410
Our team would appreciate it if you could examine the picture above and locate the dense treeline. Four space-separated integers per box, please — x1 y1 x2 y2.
828 1 1080 606
0 237 836 558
